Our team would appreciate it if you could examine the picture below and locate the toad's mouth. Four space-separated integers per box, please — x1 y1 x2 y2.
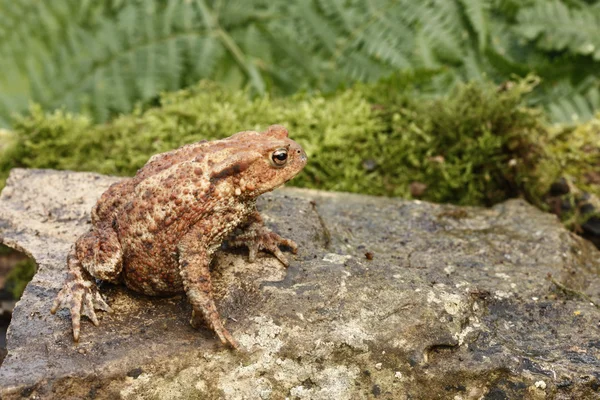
272 177 295 190
283 174 301 184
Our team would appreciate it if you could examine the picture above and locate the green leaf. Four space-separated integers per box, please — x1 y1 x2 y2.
459 0 489 51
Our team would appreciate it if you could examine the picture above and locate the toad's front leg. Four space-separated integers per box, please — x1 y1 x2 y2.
228 210 298 266
178 227 239 349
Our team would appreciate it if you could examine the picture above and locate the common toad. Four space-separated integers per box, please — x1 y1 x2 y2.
51 125 307 348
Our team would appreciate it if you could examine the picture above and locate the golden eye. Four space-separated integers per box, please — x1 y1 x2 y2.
271 149 288 166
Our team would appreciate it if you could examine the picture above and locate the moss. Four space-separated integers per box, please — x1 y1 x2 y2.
4 258 36 299
541 119 600 231
358 75 550 205
547 117 600 198
0 244 14 256
0 78 554 207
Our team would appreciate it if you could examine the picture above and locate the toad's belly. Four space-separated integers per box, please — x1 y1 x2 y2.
121 245 185 296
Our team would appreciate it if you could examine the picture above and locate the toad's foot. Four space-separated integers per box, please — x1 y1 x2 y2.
229 225 298 266
51 269 111 341
191 309 239 350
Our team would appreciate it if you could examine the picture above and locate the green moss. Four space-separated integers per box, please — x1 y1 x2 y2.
0 78 553 206
357 75 550 205
548 117 600 198
540 117 600 230
0 244 14 256
4 258 36 299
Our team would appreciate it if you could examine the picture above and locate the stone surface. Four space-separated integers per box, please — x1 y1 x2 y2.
0 169 600 399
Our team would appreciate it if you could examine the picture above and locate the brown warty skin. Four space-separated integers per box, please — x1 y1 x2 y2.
51 125 308 349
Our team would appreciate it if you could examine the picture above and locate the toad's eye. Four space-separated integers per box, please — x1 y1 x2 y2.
271 149 288 166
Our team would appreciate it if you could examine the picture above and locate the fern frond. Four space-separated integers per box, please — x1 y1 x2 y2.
0 0 276 123
417 1 466 64
516 0 600 60
544 79 600 123
2 0 600 126
459 0 489 51
0 0 478 123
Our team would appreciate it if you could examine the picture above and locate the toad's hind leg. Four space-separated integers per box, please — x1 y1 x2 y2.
178 231 238 349
51 224 120 341
76 223 123 282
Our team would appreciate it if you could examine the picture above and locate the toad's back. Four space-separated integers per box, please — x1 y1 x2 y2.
115 158 250 295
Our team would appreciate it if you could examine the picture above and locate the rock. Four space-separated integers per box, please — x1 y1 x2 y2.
585 171 600 185
549 178 570 196
583 216 600 235
544 176 600 251
582 216 600 249
581 203 596 215
409 182 427 198
0 168 600 399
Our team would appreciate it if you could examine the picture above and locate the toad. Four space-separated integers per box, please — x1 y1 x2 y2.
51 125 307 349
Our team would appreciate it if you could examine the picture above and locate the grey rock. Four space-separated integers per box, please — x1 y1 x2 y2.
0 168 600 399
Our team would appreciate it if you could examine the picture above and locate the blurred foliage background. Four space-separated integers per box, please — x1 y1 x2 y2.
2 0 600 127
